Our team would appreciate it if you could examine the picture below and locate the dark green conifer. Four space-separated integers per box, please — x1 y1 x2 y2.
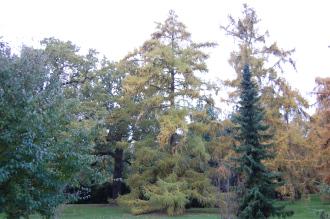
233 65 293 219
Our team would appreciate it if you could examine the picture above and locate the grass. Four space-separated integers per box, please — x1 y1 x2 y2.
53 206 219 219
281 195 330 219
0 195 329 219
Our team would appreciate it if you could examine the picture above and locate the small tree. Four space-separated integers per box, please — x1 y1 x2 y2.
233 65 293 219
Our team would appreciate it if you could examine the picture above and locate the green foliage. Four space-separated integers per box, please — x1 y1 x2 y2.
118 10 217 215
0 42 92 218
315 209 330 219
119 132 217 215
145 178 189 216
221 4 311 199
233 65 293 218
319 183 330 202
0 5 324 218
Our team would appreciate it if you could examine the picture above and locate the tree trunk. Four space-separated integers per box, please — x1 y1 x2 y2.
170 68 175 107
170 32 175 108
112 148 124 199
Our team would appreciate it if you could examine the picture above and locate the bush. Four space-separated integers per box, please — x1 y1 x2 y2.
315 209 330 219
118 178 188 216
319 183 330 201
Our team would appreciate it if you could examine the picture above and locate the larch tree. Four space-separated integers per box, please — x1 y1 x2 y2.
308 77 330 199
221 4 313 199
233 65 293 219
118 10 217 215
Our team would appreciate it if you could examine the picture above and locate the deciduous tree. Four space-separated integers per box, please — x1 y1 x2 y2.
0 42 92 219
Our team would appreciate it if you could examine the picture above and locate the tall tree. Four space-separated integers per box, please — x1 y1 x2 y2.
123 10 216 149
0 42 92 219
221 4 312 199
93 62 134 199
233 65 293 219
41 38 133 200
40 38 108 187
311 77 330 151
308 77 330 199
118 11 217 215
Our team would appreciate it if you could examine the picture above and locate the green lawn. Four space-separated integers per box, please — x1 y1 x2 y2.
1 195 329 219
282 195 330 219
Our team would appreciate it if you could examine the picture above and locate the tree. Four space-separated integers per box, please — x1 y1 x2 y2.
118 11 217 215
221 4 312 199
41 37 134 201
0 42 92 218
93 62 134 199
311 77 330 151
308 77 330 200
40 38 109 189
233 64 293 219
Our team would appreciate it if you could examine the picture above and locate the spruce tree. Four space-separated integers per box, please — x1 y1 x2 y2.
233 65 293 219
222 5 311 199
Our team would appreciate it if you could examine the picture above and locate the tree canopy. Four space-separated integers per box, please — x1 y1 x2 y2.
0 4 328 219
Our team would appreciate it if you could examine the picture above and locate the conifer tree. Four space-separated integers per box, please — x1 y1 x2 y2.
233 65 293 219
221 4 313 199
118 11 217 215
308 77 330 199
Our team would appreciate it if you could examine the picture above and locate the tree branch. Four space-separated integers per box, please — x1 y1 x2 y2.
92 150 115 157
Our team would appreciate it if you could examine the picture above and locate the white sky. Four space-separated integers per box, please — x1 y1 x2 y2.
1 0 329 109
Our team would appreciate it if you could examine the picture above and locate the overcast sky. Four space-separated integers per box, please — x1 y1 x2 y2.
1 0 329 109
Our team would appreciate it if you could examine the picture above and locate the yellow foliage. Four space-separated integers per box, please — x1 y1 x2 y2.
157 109 187 149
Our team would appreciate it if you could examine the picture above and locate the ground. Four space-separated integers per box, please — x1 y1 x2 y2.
0 195 329 218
